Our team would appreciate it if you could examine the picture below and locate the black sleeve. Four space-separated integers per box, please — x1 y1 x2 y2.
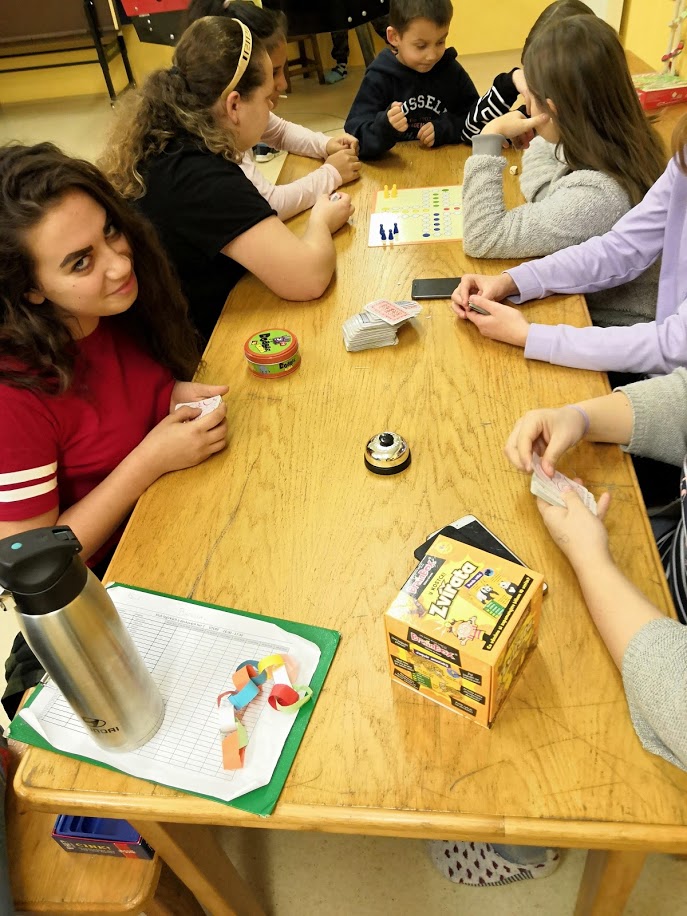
460 69 520 141
344 70 404 160
430 60 480 148
166 151 276 257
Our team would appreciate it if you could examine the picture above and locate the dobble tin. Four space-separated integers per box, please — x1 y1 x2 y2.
244 329 300 379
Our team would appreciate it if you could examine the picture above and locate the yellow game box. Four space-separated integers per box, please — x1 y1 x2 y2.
384 536 544 727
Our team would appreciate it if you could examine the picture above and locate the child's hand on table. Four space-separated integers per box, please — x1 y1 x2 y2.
311 192 354 233
326 134 360 156
138 401 228 477
452 296 530 348
387 102 408 133
418 122 436 148
325 148 362 184
504 406 590 476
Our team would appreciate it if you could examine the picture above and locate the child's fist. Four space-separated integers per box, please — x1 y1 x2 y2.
387 101 408 133
418 122 436 148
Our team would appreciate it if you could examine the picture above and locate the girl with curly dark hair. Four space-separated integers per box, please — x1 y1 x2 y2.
0 143 228 717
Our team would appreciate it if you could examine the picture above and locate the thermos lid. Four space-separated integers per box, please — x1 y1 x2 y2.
0 527 88 615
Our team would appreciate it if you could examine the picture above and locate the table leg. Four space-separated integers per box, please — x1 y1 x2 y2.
574 850 646 916
130 820 265 916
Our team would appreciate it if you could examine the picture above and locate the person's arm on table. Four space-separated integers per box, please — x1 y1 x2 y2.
0 396 228 562
452 295 687 376
456 155 678 308
240 153 353 222
537 491 687 771
224 194 353 300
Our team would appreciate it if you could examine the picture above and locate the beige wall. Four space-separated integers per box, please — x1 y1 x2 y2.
620 0 682 73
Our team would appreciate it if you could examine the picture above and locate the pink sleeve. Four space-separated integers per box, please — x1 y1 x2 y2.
0 389 59 521
240 154 341 221
261 114 330 160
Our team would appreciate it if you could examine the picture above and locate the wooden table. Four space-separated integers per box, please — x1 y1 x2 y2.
13 120 687 916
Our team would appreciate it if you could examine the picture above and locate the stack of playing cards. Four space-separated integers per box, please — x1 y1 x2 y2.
342 299 421 352
530 454 597 515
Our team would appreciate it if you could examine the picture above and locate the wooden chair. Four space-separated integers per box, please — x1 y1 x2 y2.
7 747 203 916
284 33 325 92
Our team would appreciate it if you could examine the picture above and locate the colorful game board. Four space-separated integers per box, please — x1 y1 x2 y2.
368 184 463 247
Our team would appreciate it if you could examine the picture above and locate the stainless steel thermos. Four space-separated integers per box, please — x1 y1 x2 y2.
0 527 164 751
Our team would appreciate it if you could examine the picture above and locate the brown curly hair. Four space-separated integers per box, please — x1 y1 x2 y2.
0 142 201 394
101 16 267 200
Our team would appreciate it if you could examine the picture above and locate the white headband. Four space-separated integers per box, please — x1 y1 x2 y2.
222 19 253 96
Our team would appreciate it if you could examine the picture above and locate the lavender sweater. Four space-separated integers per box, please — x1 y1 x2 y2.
507 155 687 374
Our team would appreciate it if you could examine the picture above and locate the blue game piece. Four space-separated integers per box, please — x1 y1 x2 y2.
393 223 399 235
379 224 386 240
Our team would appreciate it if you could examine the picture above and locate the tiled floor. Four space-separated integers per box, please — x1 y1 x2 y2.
3 54 687 916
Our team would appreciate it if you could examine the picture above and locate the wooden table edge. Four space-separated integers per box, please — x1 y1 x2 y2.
13 756 687 853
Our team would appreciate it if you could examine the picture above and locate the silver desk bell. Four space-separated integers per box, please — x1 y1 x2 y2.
365 432 411 475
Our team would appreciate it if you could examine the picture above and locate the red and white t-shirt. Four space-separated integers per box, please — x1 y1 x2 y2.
0 320 175 559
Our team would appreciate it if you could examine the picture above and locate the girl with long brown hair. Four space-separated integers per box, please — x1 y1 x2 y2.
460 12 665 330
0 142 228 717
101 15 354 343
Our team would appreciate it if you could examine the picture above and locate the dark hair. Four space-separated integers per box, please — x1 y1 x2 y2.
101 16 267 199
389 0 452 34
524 16 665 207
186 0 287 51
523 0 595 58
0 143 200 393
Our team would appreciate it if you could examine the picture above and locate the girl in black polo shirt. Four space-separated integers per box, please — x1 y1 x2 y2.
101 16 353 343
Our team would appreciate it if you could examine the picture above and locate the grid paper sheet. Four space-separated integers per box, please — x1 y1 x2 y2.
18 585 321 802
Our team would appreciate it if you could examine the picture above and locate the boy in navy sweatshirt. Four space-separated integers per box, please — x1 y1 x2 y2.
345 0 522 159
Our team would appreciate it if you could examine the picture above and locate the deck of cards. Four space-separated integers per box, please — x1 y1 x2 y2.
342 299 421 352
530 454 597 515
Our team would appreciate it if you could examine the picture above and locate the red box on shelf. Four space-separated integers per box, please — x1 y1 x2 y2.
633 72 687 110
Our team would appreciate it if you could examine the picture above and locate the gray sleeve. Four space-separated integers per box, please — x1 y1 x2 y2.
461 157 631 260
616 368 687 466
622 618 687 772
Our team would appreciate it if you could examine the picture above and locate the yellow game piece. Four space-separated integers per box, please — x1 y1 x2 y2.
383 184 389 198
391 184 397 197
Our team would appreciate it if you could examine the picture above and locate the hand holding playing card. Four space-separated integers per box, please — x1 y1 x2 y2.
530 454 597 515
536 487 612 570
505 406 589 475
454 297 530 348
170 381 228 414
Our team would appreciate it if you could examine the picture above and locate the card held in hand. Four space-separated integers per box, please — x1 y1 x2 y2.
530 454 597 515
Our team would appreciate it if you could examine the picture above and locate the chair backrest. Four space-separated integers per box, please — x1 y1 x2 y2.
279 0 389 35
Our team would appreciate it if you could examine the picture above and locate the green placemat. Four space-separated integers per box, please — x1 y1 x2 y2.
9 583 340 817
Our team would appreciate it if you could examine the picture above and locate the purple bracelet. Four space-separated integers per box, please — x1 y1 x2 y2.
564 404 590 435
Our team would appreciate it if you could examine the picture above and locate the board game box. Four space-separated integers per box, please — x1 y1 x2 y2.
368 184 463 247
384 536 544 727
632 72 687 110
